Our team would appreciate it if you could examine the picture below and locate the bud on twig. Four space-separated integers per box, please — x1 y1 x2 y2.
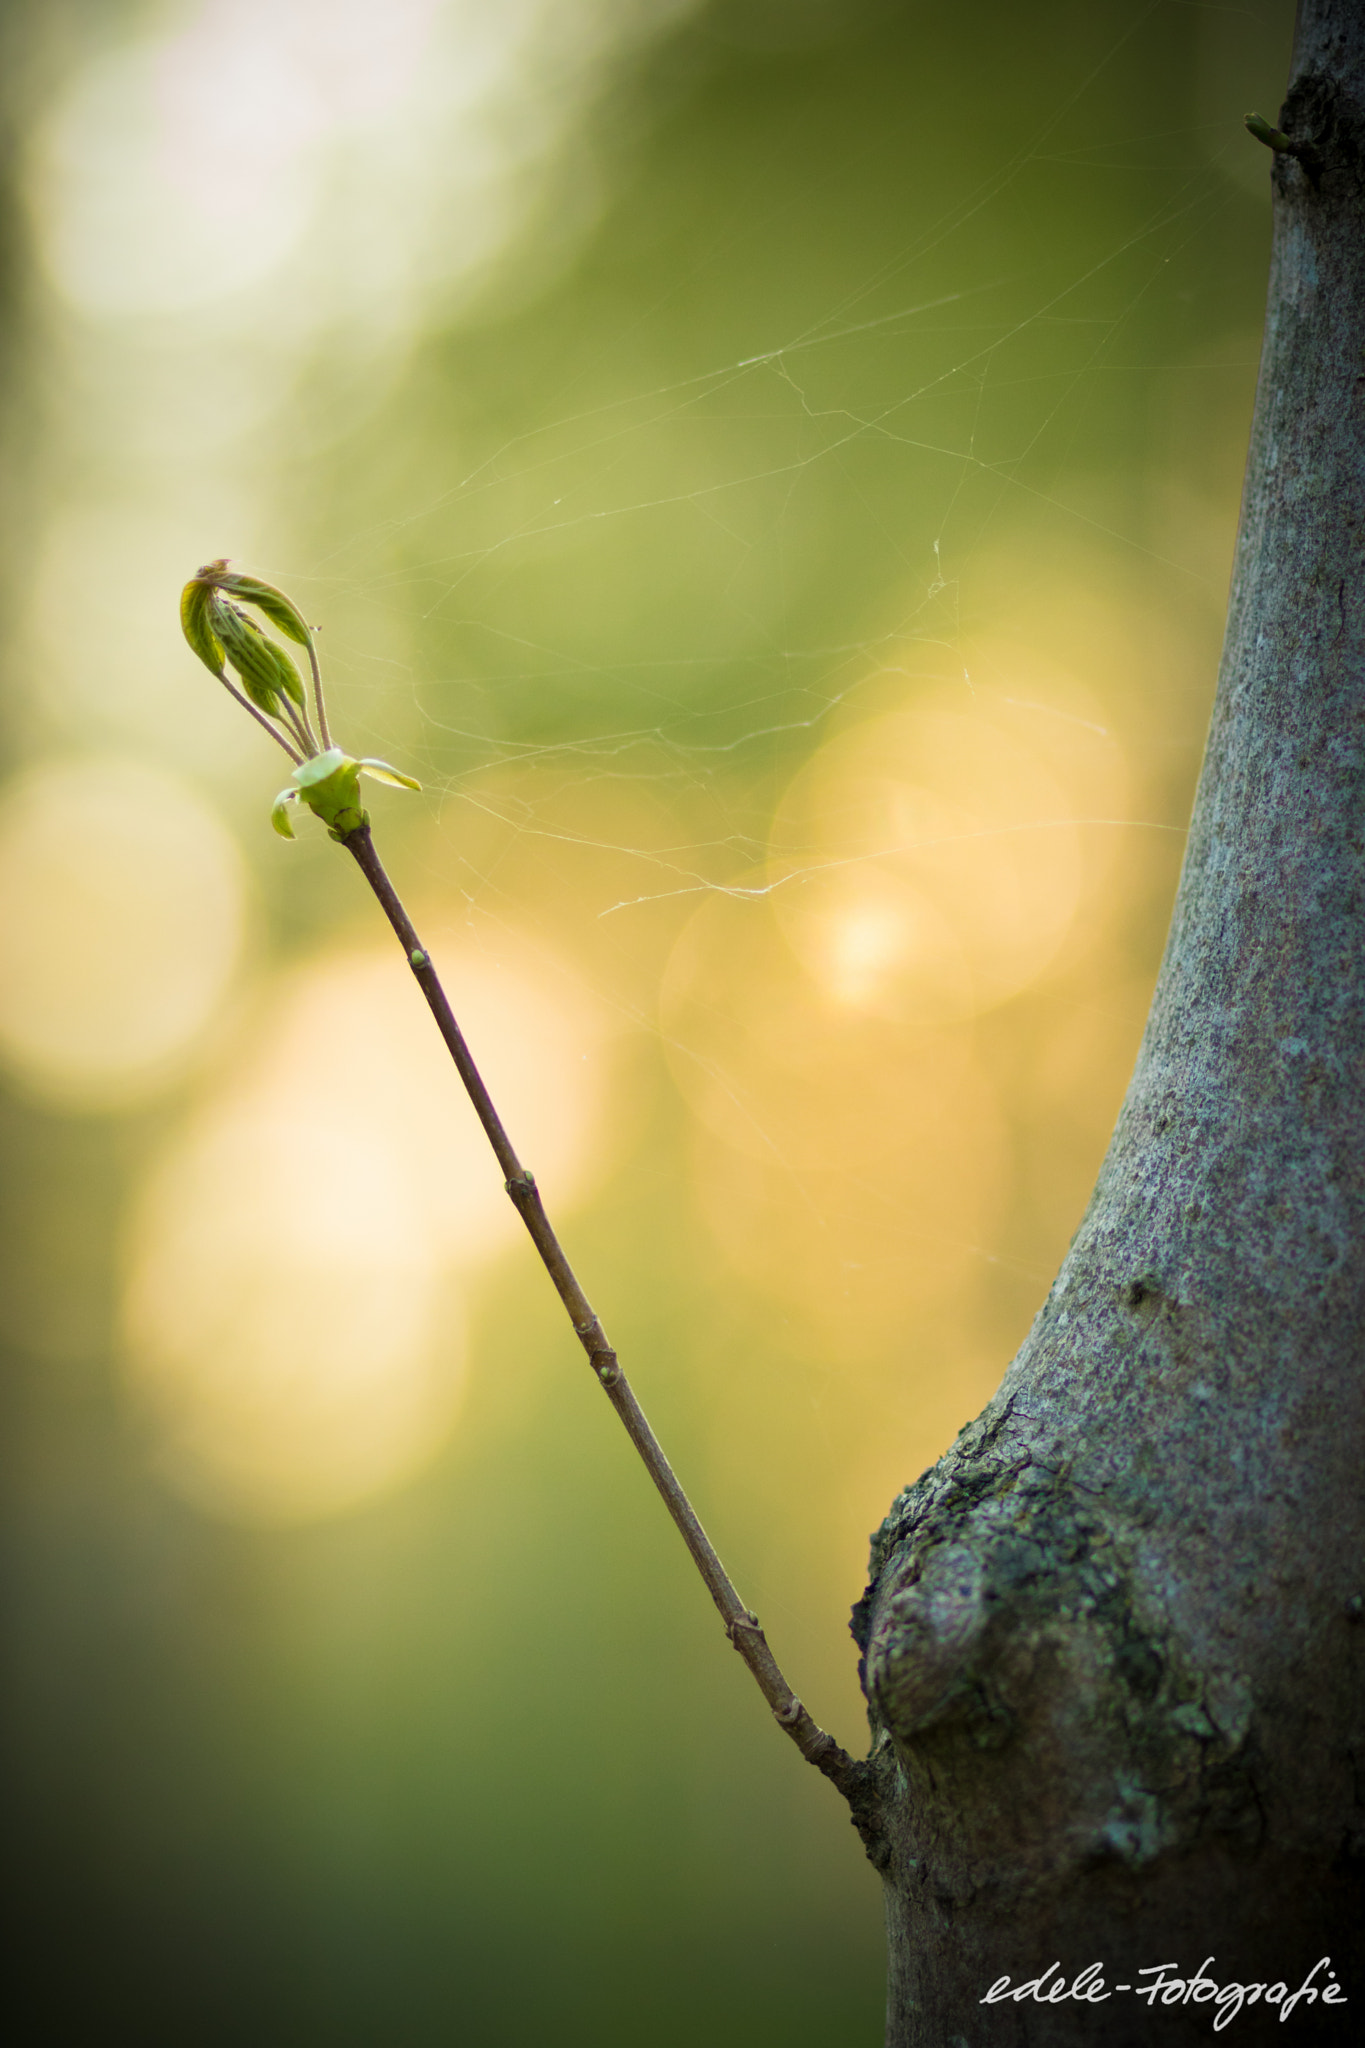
178 561 420 832
272 748 421 841
1244 110 1319 183
1245 110 1295 151
173 557 866 1818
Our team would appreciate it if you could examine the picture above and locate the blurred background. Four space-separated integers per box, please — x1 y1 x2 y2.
0 0 1293 2040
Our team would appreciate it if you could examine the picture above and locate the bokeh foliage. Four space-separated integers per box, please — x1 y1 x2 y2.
1 1 1292 2041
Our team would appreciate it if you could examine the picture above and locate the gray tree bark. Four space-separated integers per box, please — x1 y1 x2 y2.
849 5 1365 2038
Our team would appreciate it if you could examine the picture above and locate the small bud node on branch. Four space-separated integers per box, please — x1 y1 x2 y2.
1244 109 1322 183
1246 109 1296 151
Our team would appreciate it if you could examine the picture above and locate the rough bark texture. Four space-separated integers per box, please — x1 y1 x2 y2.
852 6 1365 2040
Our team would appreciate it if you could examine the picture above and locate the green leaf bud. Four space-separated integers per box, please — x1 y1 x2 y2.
291 748 368 836
1245 111 1294 151
216 602 306 716
293 747 349 790
180 564 418 833
181 577 227 676
211 571 314 648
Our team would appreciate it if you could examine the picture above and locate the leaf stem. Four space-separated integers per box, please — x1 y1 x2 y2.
215 670 303 764
342 820 867 1807
304 634 331 751
279 695 317 759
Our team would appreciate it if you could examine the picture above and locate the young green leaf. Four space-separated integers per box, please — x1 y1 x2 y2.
180 578 227 676
358 758 422 791
291 749 368 836
293 747 349 790
216 603 306 716
213 572 314 648
179 562 418 824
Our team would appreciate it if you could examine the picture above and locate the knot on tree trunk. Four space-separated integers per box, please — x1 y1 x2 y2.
853 1412 1263 1896
1275 67 1365 198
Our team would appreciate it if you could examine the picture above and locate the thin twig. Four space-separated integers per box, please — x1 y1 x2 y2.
342 820 867 1806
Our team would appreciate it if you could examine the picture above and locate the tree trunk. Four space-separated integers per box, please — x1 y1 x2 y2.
850 5 1365 2038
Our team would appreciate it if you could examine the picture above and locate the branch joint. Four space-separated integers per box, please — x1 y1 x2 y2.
726 1611 763 1645
592 1349 621 1387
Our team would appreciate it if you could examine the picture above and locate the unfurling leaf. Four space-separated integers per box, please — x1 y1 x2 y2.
179 561 419 837
291 748 368 837
269 748 421 841
358 758 422 791
180 560 314 726
211 572 314 648
216 602 306 716
180 578 227 676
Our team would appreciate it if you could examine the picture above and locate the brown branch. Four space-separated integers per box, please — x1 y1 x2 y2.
342 820 870 1810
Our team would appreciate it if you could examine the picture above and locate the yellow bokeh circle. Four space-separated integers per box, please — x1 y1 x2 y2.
0 756 246 1110
124 930 619 1525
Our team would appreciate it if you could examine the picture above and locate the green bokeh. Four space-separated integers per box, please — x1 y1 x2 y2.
2 2 1293 2042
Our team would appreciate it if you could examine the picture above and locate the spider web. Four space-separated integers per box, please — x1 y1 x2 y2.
308 51 1249 945
9 0 1289 1531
